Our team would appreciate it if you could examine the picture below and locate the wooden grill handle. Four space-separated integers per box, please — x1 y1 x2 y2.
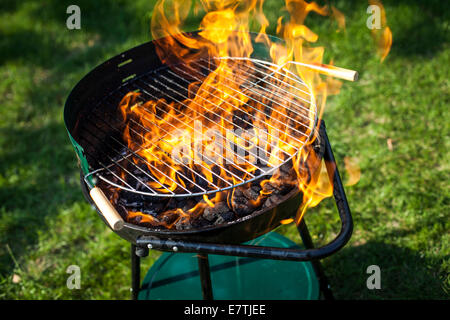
287 61 359 82
90 187 124 231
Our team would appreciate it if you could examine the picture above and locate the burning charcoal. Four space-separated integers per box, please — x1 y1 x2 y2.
191 217 210 229
263 195 282 208
233 188 244 198
116 205 128 220
179 198 197 212
139 221 158 229
165 198 178 210
127 214 142 225
160 213 178 227
203 208 216 222
232 111 252 130
251 168 262 177
203 202 229 221
232 203 253 217
176 198 187 208
193 195 203 203
140 208 158 217
279 167 294 180
219 211 235 222
277 184 294 196
196 176 209 190
132 163 148 176
251 178 262 187
174 218 192 230
280 162 293 174
118 146 129 158
262 182 275 193
104 173 119 185
251 184 262 194
150 200 168 214
232 195 247 205
118 191 145 208
243 187 259 201
215 215 225 225
118 200 141 209
143 194 163 203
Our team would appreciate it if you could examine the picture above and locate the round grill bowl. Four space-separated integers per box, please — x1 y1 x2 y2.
66 31 324 244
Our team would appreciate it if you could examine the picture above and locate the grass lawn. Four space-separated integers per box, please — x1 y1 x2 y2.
0 0 448 299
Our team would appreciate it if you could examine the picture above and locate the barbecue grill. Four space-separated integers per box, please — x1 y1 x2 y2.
65 32 354 300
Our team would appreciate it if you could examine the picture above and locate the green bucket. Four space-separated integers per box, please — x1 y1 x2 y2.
138 232 320 300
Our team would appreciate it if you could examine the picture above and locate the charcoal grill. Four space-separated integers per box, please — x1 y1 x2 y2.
65 32 354 300
84 56 318 198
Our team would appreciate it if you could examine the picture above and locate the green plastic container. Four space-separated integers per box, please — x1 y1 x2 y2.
138 232 319 300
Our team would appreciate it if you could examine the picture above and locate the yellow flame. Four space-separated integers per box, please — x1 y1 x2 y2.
113 0 375 228
344 156 361 187
369 0 392 62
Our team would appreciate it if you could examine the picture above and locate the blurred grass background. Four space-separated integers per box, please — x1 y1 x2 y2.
0 0 448 299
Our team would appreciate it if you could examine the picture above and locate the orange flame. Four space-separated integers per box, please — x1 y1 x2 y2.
344 156 361 187
113 0 371 229
369 0 392 62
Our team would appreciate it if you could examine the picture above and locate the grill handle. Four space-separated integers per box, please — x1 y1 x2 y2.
287 61 358 82
90 187 124 231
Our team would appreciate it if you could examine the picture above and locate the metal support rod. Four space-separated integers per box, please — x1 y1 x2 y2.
297 219 334 300
197 254 214 300
322 123 353 237
131 244 140 300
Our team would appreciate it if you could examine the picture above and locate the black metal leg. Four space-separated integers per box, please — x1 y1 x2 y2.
131 244 140 300
197 254 214 300
297 220 334 300
131 245 150 300
295 122 351 300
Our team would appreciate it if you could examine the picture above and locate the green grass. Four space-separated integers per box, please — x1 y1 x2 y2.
0 0 448 299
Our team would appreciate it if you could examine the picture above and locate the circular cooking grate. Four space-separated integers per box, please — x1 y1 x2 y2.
80 57 317 198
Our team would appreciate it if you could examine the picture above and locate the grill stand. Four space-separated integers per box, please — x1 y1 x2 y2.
130 123 352 300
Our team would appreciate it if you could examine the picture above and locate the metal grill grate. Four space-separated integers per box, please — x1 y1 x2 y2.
80 57 317 197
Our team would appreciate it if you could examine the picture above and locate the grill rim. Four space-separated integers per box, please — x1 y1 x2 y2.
81 56 318 198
